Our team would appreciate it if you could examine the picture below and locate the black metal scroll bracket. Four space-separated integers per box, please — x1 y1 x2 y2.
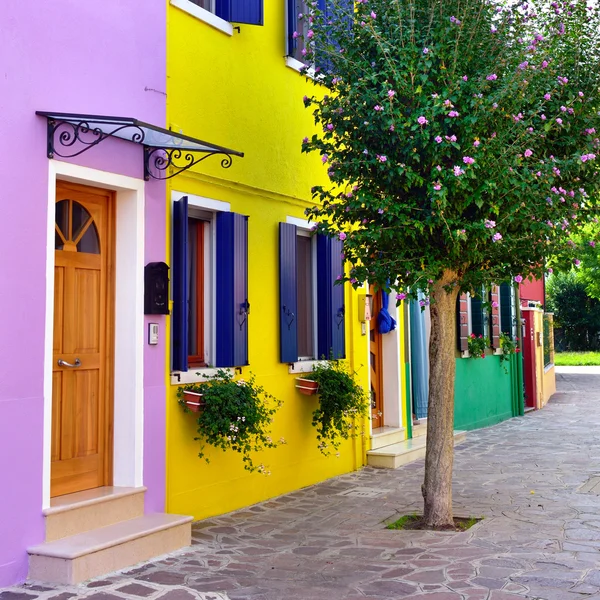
143 146 234 181
45 118 146 160
282 305 295 330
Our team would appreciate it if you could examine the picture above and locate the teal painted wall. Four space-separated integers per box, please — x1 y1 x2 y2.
454 355 516 431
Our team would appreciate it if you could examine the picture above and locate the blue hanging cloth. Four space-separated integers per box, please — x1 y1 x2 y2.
377 290 397 334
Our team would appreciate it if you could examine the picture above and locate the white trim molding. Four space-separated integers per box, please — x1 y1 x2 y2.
43 161 145 508
170 0 233 36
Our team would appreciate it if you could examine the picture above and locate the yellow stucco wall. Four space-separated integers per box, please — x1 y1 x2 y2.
165 1 400 520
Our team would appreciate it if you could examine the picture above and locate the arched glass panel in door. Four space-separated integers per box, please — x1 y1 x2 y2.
54 199 100 254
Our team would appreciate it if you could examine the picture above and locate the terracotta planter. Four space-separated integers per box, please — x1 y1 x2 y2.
295 377 319 396
182 390 205 412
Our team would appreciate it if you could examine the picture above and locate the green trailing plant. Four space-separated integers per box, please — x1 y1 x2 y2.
304 360 369 455
499 332 519 374
467 333 489 359
177 370 284 474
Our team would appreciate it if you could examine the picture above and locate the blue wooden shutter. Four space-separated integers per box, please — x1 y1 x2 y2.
500 283 513 335
316 0 353 74
172 197 189 372
287 0 298 57
317 234 345 359
216 212 249 367
279 223 299 363
216 0 264 25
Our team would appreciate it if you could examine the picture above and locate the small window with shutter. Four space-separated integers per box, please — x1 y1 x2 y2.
279 222 345 364
184 0 263 25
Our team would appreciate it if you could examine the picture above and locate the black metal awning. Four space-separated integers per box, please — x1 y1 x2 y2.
36 112 244 180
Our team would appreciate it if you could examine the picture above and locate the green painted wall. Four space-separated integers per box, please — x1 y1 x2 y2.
454 354 516 431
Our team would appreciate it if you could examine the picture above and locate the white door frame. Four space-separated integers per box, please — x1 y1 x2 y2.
43 161 145 508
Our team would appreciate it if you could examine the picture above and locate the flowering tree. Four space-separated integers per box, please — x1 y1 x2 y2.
299 0 600 527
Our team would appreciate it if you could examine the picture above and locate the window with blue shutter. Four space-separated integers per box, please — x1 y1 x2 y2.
216 212 249 367
279 223 299 363
172 197 189 372
317 234 345 359
216 0 263 25
279 225 345 363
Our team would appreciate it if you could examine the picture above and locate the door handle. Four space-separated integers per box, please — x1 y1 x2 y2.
58 358 81 368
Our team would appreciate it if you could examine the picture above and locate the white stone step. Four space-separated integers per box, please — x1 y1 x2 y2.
44 486 146 542
412 421 427 438
370 427 406 450
28 513 192 584
367 430 467 469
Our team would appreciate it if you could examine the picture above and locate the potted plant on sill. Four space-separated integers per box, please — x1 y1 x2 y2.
177 369 284 473
303 360 369 456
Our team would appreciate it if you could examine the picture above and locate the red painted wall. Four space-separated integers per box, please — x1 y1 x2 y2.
520 278 545 306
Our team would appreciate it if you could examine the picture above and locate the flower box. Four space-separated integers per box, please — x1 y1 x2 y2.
182 390 205 412
295 377 319 396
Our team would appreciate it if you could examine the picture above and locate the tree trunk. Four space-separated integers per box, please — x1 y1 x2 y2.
422 270 460 528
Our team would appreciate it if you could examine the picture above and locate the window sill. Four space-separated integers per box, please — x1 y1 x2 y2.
170 0 233 36
288 359 326 374
285 56 319 80
171 367 234 385
460 350 470 359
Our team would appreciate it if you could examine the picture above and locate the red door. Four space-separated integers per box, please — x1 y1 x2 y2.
522 311 537 410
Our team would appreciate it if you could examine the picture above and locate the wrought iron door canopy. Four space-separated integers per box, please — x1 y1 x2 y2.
36 111 244 180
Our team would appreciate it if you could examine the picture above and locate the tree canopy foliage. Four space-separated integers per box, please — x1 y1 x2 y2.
300 0 600 298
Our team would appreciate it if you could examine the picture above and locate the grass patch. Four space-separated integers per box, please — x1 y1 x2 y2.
554 352 600 366
386 514 481 532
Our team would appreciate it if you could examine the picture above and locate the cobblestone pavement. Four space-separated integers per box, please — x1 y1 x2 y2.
4 368 600 600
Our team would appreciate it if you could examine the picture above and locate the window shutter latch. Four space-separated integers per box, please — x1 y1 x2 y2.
238 299 250 331
282 305 296 331
336 306 345 330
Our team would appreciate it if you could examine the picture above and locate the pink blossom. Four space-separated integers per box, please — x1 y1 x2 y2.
485 220 496 228
389 125 395 132
492 233 502 242
544 93 551 100
396 293 407 301
336 275 342 280
514 275 523 283
486 73 498 81
326 123 334 131
524 149 533 158
541 114 547 120
462 75 468 81
423 47 429 54
433 183 442 191
445 135 457 143
586 128 596 135
492 301 499 308
321 155 328 163
376 155 387 163
556 118 563 125
338 232 347 241
374 105 383 112
453 166 465 176
541 60 548 68
473 140 480 147
387 90 396 98
417 116 428 125
463 156 475 164
590 241 596 247
574 259 581 267
560 106 567 112
306 30 314 39
435 136 443 144
448 110 460 117
302 137 309 144
370 11 376 18
579 91 584 97
547 268 553 274
292 31 299 39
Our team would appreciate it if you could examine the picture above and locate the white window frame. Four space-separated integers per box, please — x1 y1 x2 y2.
170 0 234 36
170 191 232 385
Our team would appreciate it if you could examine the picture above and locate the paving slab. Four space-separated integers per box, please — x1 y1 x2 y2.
5 369 600 598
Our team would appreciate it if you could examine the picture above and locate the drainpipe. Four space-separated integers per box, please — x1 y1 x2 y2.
404 301 413 440
514 285 525 416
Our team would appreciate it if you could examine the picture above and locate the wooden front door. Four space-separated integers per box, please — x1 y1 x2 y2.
369 288 384 428
51 182 114 498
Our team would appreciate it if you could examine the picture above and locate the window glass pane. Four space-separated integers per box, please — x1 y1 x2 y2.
72 201 92 242
291 0 310 63
296 235 314 358
187 218 206 365
55 200 69 240
55 229 64 251
189 0 214 11
76 221 100 254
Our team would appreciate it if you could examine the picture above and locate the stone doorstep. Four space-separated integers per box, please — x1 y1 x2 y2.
370 426 406 450
44 487 147 542
366 431 467 469
28 514 193 585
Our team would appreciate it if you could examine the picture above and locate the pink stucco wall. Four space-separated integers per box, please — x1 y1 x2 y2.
0 1 166 585
520 279 545 307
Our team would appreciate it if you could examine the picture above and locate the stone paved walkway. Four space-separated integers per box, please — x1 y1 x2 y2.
4 368 600 600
